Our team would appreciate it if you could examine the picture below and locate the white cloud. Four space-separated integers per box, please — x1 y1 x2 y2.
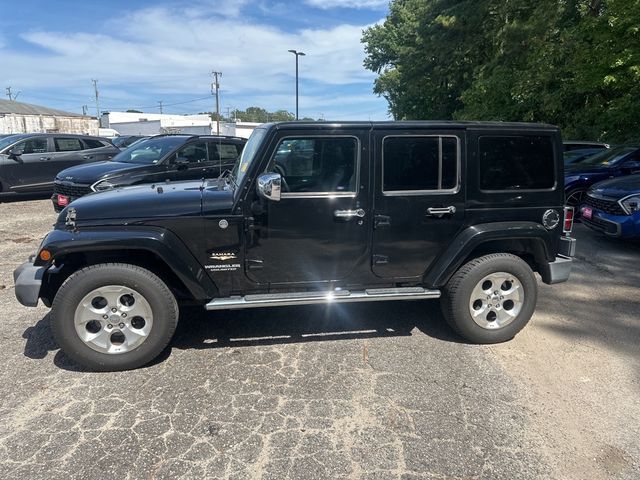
304 0 388 9
0 4 389 119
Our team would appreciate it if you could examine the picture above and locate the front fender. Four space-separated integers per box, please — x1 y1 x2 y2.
424 222 555 287
37 226 216 300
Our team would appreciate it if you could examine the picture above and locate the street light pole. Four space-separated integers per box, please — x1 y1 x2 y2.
288 49 306 120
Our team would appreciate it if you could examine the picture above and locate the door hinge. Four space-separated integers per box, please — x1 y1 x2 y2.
373 255 389 265
246 259 264 270
374 215 391 229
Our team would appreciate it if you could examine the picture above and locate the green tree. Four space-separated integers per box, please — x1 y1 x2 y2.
363 0 640 143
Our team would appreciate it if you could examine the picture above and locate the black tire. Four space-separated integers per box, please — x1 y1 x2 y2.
51 263 179 371
440 253 537 344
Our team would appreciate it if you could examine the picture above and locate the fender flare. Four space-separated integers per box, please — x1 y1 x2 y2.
38 226 217 300
424 221 555 287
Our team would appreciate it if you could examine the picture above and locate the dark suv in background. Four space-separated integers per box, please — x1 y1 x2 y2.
0 133 118 195
52 134 246 210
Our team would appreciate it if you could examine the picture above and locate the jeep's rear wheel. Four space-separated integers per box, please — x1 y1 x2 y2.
441 253 537 343
51 263 178 371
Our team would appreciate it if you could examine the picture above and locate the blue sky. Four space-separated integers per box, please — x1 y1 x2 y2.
1 0 391 120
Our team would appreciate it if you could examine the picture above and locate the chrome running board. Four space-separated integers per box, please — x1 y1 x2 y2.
205 287 440 311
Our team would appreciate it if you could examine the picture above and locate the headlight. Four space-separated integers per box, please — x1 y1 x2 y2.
619 195 640 215
91 180 115 192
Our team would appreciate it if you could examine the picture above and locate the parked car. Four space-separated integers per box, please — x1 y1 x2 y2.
563 147 603 165
580 174 640 239
563 140 609 152
111 135 149 150
564 145 640 208
14 121 576 371
0 133 119 195
51 134 246 211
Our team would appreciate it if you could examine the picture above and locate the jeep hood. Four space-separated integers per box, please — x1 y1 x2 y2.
56 179 234 224
56 161 145 184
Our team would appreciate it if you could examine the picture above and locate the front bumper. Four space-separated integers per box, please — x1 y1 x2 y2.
51 194 79 212
13 258 45 307
580 207 639 239
52 181 92 212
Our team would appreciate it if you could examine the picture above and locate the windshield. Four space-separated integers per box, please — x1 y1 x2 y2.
112 136 188 164
232 128 267 186
575 146 636 167
0 135 25 152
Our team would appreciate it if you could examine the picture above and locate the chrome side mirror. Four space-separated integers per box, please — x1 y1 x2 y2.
256 172 282 202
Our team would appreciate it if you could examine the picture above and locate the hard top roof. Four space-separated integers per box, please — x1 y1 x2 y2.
267 120 559 130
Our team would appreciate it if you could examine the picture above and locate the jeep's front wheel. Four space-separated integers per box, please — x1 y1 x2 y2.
441 253 537 343
51 263 179 371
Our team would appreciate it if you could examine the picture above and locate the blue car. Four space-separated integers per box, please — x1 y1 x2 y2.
580 174 640 239
564 145 640 209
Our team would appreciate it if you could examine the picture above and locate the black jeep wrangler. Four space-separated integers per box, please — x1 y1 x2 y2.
14 121 576 371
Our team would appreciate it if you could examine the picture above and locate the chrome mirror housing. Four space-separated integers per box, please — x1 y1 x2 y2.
256 172 282 202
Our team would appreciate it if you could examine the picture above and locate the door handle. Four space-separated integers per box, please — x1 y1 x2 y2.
39 157 51 161
426 206 456 217
334 209 366 219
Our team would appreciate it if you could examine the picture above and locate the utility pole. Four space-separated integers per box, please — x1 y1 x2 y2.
211 71 222 135
5 87 20 101
91 79 100 122
82 105 88 115
158 100 163 114
225 106 231 122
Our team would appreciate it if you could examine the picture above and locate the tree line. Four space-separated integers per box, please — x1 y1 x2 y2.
362 0 639 142
207 107 317 123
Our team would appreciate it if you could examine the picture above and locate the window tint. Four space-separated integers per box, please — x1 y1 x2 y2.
174 142 207 164
479 135 555 191
14 137 48 154
383 136 458 192
55 138 83 152
269 137 357 194
209 143 241 162
83 139 105 149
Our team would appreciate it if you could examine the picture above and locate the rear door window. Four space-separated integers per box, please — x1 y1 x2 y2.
382 136 459 193
209 143 241 162
479 135 555 191
55 138 83 152
174 142 208 163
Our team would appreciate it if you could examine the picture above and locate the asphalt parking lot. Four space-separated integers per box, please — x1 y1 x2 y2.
0 197 638 480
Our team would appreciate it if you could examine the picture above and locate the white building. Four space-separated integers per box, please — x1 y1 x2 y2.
101 111 262 138
0 99 97 135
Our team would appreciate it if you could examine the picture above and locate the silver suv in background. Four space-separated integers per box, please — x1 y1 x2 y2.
0 133 119 195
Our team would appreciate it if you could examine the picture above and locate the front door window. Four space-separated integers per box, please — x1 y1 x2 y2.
267 137 358 195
